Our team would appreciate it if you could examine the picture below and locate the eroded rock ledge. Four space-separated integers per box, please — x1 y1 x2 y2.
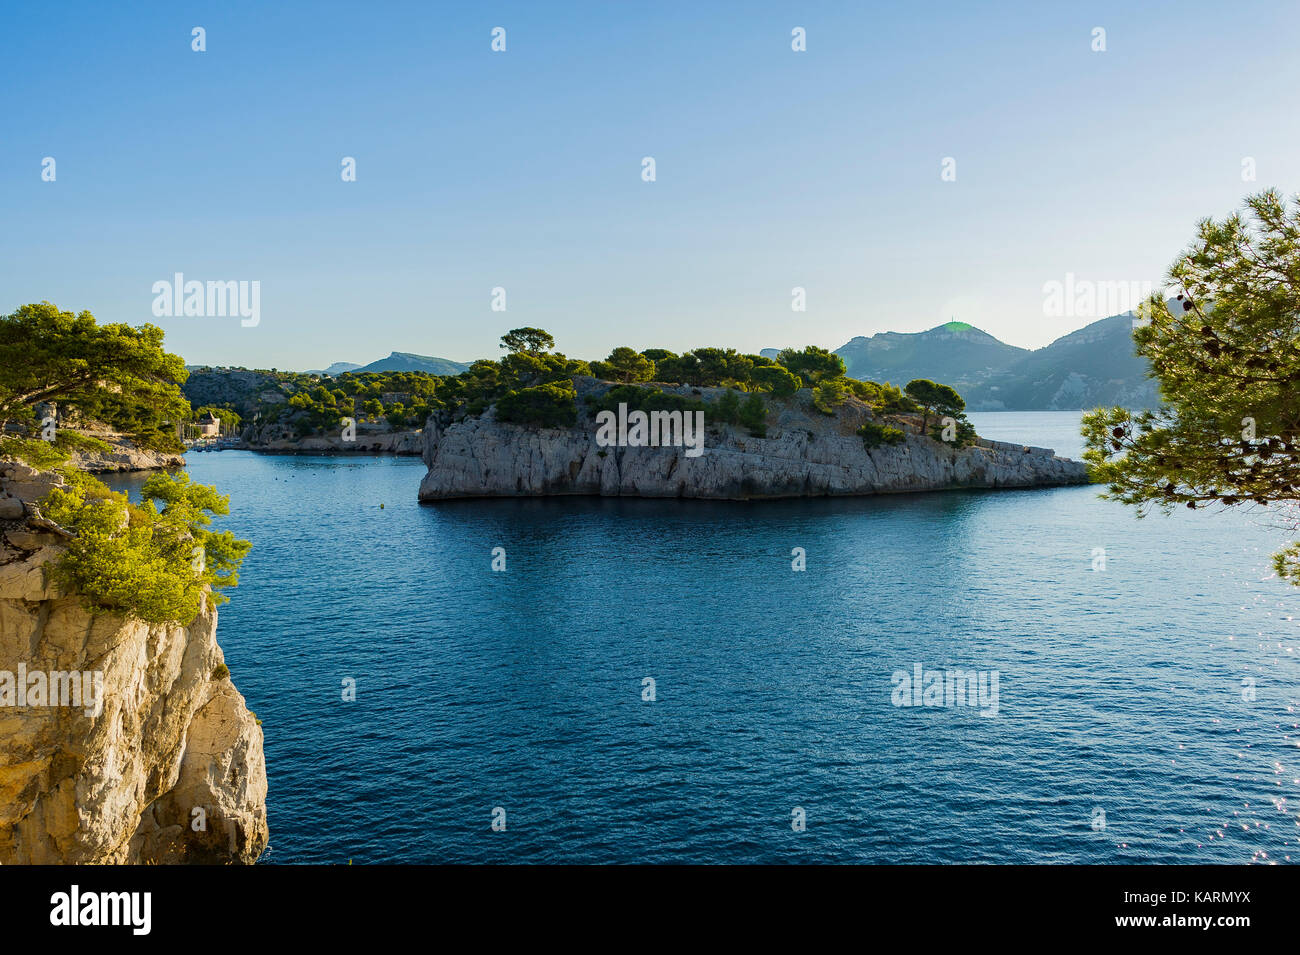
418 383 1089 501
66 433 185 473
0 463 268 864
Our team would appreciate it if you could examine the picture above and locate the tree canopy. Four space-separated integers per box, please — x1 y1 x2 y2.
905 378 965 435
591 346 655 383
499 327 555 356
775 345 846 386
1082 190 1300 584
42 469 250 624
0 302 189 450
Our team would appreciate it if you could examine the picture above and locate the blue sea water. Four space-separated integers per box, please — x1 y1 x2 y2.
107 412 1300 864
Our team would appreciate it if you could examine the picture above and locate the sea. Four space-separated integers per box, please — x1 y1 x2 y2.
106 411 1299 863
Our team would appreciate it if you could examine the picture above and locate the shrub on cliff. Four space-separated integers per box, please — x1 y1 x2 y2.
0 436 71 470
589 385 706 417
737 393 768 436
41 471 250 625
858 421 906 449
872 382 919 415
750 364 800 397
812 379 846 414
495 381 579 428
929 416 978 447
54 431 115 455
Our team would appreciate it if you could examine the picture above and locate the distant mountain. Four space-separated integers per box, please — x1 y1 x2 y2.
828 314 1159 411
349 352 470 376
835 321 1029 395
315 361 362 376
960 314 1159 411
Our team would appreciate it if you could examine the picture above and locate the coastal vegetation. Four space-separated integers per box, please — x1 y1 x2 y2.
184 367 444 437
42 469 250 624
1083 190 1300 585
0 305 250 624
857 421 907 449
0 302 187 452
2 295 985 502
0 430 251 627
181 326 981 450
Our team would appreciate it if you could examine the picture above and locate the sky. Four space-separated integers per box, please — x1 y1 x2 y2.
3 0 1299 370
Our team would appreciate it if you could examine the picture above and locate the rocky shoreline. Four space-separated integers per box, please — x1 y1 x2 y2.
239 429 423 456
67 434 185 473
418 382 1090 502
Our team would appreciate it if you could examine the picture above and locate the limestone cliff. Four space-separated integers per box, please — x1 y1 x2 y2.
0 463 267 864
419 381 1089 501
67 434 185 473
242 423 422 455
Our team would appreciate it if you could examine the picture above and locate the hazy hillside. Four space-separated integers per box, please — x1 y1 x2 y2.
827 314 1159 411
318 361 362 376
834 322 1028 394
961 314 1160 410
352 351 469 376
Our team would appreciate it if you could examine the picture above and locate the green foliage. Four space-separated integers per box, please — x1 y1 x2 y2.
904 378 965 414
929 416 978 447
737 392 768 436
904 378 965 435
590 385 706 417
54 431 114 454
857 421 906 449
777 345 846 386
499 327 555 356
591 346 655 383
1274 543 1300 587
1080 190 1300 584
212 663 230 680
694 348 754 387
653 348 754 387
193 404 241 433
678 389 769 436
715 389 742 423
0 303 189 451
0 436 71 469
812 379 846 414
750 364 800 397
495 381 579 428
873 382 918 415
248 369 444 435
41 471 250 625
840 378 881 403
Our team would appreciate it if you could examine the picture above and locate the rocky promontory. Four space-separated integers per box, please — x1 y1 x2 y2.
68 434 186 473
0 463 268 864
418 380 1089 501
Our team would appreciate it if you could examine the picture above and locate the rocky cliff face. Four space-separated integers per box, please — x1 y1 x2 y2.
243 424 422 455
0 463 267 864
69 439 185 473
418 384 1089 501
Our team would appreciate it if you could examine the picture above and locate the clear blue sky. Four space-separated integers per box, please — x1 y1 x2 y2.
3 0 1298 369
